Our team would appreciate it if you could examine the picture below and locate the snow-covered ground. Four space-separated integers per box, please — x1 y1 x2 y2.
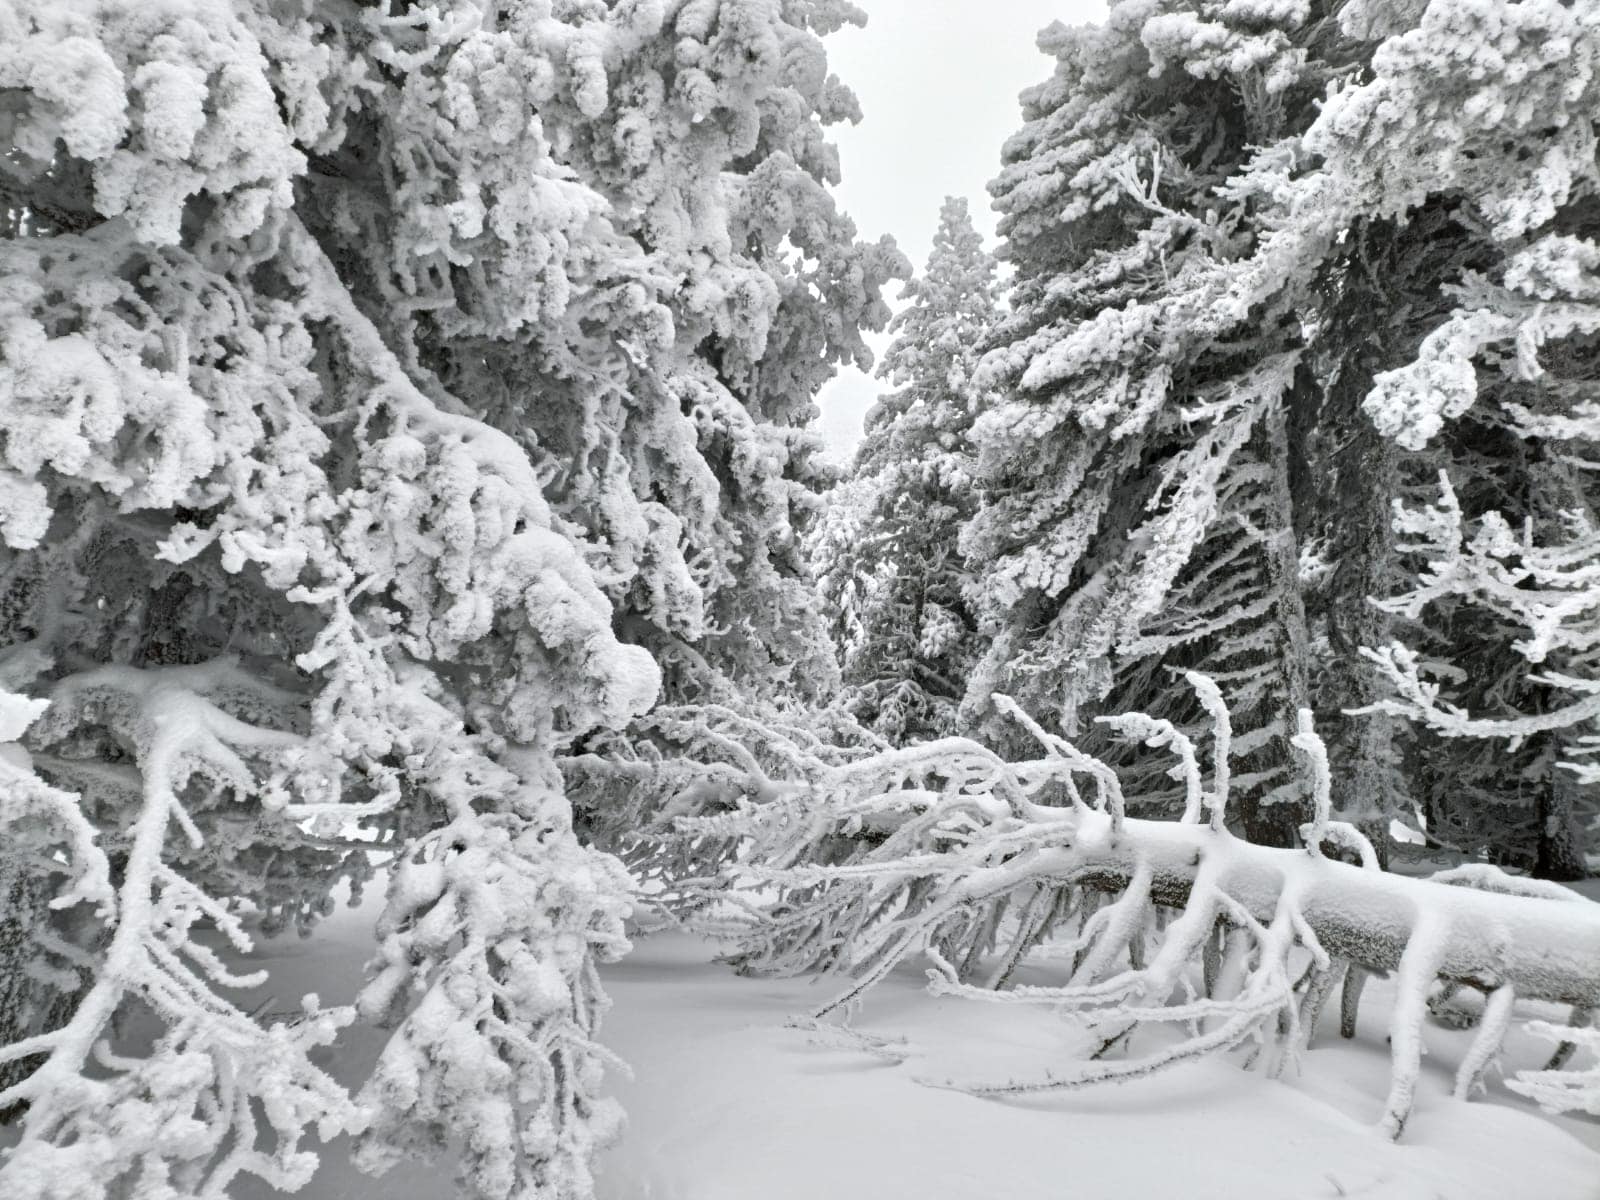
598 934 1600 1200
203 887 1600 1200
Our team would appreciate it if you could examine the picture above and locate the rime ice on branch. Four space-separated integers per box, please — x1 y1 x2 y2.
0 1 901 1198
963 0 1600 869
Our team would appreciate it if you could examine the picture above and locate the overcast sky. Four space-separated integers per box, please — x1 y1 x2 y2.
811 0 1107 460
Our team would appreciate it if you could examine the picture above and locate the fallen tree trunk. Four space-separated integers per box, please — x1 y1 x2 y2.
650 682 1600 1139
1000 818 1600 1010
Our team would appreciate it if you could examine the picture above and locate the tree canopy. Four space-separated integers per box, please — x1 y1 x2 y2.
2 2 1598 1197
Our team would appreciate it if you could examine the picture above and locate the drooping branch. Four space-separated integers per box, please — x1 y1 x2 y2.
0 664 362 1200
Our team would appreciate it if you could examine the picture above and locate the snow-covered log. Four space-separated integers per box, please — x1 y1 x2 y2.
658 678 1600 1138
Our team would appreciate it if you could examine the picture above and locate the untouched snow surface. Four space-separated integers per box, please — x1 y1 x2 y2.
598 934 1600 1200
203 887 1600 1200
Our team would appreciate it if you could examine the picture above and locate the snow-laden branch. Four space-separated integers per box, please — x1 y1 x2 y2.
564 701 887 919
1509 1022 1600 1116
351 692 635 1200
0 665 362 1200
1361 471 1600 782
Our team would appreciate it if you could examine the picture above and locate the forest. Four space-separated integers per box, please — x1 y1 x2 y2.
0 1 1597 1197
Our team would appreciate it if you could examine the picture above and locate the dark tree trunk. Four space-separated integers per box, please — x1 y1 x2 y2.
0 869 78 1123
1238 390 1314 850
1535 768 1589 882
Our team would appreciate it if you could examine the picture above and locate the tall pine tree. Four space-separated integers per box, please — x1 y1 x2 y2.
814 197 999 741
964 0 1600 867
964 3 1341 842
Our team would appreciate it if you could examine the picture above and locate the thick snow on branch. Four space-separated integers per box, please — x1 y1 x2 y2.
0 664 362 1200
352 716 636 1200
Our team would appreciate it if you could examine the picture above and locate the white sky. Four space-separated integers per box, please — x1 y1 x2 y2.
811 0 1108 460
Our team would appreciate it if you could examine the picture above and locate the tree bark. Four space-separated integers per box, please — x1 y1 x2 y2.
1238 393 1315 848
1536 767 1590 882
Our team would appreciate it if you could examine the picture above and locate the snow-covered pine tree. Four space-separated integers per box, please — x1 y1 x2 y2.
291 0 904 712
510 0 914 897
1363 441 1600 881
964 0 1600 868
0 2 898 1197
963 3 1345 844
813 196 999 742
1287 36 1600 875
1269 0 1600 878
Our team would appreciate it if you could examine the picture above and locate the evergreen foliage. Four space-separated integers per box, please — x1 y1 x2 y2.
2 0 1598 1190
813 196 998 741
0 2 899 1196
954 0 1600 864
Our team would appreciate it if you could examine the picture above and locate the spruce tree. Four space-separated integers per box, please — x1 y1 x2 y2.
964 3 1343 843
814 196 999 741
0 2 898 1195
963 0 1600 867
1279 0 1600 876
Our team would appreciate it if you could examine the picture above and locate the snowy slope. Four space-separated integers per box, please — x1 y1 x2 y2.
201 888 1600 1200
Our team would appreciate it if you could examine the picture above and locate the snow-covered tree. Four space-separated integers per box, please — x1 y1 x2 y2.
1289 0 1600 877
289 0 904 709
962 3 1343 844
962 0 1600 867
0 2 899 1196
1366 456 1600 879
813 197 999 742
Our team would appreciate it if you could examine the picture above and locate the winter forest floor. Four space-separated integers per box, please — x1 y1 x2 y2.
199 878 1600 1200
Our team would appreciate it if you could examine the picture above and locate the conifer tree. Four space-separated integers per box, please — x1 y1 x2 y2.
0 1 898 1196
963 0 1599 868
1256 0 1600 875
964 3 1342 843
814 197 999 741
